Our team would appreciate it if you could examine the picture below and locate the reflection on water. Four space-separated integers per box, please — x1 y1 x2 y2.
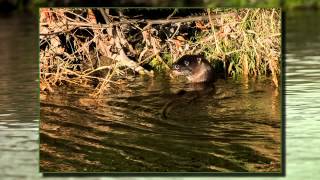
40 75 281 172
285 11 320 179
0 14 39 179
1 10 320 180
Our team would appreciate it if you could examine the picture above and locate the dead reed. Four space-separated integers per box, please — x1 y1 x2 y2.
39 8 281 96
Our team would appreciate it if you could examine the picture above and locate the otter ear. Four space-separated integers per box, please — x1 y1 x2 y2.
197 57 202 64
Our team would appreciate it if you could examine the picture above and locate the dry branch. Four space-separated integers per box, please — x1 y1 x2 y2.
40 8 281 94
40 12 236 36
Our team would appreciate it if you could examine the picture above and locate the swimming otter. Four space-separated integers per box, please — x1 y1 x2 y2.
171 55 215 83
162 55 217 119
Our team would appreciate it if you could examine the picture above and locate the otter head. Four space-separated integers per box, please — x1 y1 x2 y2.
171 55 214 83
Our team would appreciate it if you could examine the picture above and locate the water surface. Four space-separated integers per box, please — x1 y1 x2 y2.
40 73 281 172
284 11 320 179
1 10 320 180
0 13 39 179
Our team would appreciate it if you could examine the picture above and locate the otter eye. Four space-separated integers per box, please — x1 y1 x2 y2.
173 64 180 69
184 60 189 66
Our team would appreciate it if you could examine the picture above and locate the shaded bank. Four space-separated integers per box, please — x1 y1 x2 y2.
39 8 281 97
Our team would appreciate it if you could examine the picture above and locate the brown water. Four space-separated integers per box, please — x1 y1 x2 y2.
3 10 320 179
40 75 281 172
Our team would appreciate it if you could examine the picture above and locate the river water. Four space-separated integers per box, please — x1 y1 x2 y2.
40 75 281 172
0 10 319 179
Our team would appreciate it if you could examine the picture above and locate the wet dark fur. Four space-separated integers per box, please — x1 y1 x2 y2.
162 55 217 119
160 85 215 119
171 55 215 83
